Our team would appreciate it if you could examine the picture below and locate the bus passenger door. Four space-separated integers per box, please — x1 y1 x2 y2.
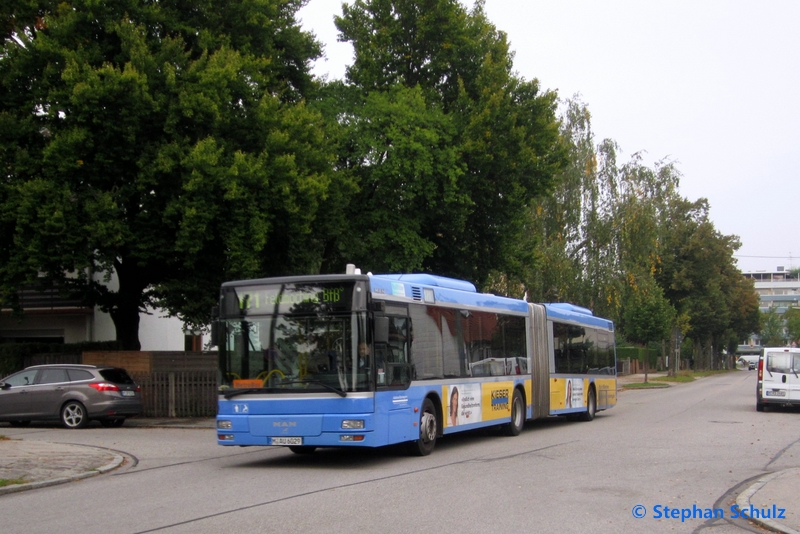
376 314 414 443
376 315 412 388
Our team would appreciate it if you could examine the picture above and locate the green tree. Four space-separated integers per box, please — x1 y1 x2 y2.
526 96 682 324
785 307 800 346
329 0 566 283
760 307 786 347
719 265 761 356
621 274 675 382
653 197 744 368
0 0 334 349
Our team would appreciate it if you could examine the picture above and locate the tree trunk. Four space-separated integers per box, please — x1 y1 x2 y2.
108 259 145 351
110 302 142 350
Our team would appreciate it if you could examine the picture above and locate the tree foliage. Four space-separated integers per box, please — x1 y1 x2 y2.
0 0 334 349
0 1 763 359
325 0 566 283
760 307 787 347
526 97 760 368
622 275 675 345
784 307 800 346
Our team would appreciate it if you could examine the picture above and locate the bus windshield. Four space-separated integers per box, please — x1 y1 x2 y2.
219 312 370 394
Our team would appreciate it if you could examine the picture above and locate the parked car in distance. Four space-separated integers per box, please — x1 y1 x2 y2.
0 364 142 428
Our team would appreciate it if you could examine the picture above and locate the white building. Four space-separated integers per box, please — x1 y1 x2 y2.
743 266 800 313
0 271 202 350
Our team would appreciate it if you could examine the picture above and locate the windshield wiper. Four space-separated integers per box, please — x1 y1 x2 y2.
282 380 347 397
222 380 348 399
222 388 263 399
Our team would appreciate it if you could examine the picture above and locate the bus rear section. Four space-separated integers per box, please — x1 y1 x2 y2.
542 303 618 421
756 347 800 411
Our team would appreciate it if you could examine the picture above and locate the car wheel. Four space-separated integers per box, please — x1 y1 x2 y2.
9 421 31 428
756 402 765 412
100 418 125 428
61 401 89 429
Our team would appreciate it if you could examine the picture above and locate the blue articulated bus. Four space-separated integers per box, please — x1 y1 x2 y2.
213 267 617 455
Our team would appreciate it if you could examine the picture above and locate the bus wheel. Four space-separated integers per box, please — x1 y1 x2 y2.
580 388 596 421
504 389 525 436
289 446 317 454
409 398 437 456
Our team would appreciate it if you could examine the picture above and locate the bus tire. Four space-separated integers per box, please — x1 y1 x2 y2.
408 398 437 456
579 387 596 422
289 446 317 454
504 389 525 436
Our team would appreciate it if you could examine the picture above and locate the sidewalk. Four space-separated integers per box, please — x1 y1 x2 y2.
735 468 800 534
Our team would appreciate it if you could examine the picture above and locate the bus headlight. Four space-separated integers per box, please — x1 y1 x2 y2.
341 419 364 429
217 420 233 429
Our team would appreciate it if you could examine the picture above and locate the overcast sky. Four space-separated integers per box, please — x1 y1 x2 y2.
298 0 800 273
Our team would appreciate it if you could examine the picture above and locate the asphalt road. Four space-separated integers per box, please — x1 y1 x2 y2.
1 371 798 534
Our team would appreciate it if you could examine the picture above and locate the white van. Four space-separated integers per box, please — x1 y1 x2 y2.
756 347 800 411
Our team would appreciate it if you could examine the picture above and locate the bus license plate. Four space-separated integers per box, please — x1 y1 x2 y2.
766 390 786 397
272 437 302 446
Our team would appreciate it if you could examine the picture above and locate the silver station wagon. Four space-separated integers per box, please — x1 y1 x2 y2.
0 364 142 428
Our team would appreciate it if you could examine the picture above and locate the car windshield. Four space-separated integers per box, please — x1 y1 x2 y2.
218 312 370 393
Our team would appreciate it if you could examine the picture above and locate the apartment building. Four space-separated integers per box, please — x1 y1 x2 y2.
0 271 203 351
743 266 800 313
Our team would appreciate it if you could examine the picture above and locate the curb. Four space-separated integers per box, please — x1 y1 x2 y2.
619 383 670 390
0 447 124 497
735 469 800 534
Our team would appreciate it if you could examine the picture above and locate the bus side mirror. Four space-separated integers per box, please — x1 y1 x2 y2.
374 317 389 344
